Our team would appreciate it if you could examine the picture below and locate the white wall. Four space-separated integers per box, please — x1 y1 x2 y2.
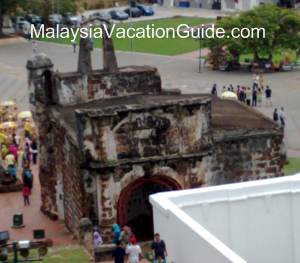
151 194 246 263
150 174 300 263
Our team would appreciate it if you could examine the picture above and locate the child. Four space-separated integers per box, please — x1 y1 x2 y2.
22 186 30 206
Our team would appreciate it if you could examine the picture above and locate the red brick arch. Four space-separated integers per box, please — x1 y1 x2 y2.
117 175 181 227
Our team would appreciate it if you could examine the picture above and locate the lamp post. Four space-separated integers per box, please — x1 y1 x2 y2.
199 37 202 73
129 0 134 51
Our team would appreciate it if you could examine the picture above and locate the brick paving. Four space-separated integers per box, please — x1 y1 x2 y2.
0 162 75 246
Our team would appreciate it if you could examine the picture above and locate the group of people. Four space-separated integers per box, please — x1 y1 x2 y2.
93 224 167 263
211 74 273 108
211 73 287 132
0 113 37 207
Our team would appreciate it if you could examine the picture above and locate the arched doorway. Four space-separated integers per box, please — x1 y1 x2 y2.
117 175 181 241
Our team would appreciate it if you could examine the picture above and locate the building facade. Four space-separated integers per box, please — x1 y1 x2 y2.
26 25 285 242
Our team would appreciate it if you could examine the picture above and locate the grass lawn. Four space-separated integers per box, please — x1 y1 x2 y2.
6 247 90 263
37 17 213 55
43 247 89 263
284 157 300 176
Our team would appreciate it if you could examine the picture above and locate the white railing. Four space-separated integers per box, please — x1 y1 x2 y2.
150 174 300 263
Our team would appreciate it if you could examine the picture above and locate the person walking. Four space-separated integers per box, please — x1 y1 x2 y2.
22 186 30 206
93 227 103 248
30 139 38 165
257 88 263 107
273 108 279 124
126 236 142 263
211 84 217 96
246 87 252 106
7 163 17 183
112 240 126 263
265 85 272 107
151 233 167 263
112 223 121 244
71 40 77 53
252 88 257 107
279 107 287 130
259 73 264 89
32 40 38 54
22 168 33 191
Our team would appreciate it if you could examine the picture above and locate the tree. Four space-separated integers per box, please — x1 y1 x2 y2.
0 0 18 36
205 4 300 65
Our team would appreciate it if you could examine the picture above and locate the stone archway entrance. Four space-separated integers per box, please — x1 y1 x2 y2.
117 175 181 241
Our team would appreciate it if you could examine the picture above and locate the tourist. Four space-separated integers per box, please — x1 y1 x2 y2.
151 233 167 263
112 240 126 263
12 133 20 147
32 40 38 54
279 107 287 130
22 168 33 190
25 142 31 163
246 87 252 106
211 84 217 96
273 108 279 124
0 165 5 185
4 152 15 170
22 186 30 206
126 235 142 263
253 73 259 87
252 88 257 107
236 85 241 98
239 87 246 103
119 225 133 244
93 227 103 248
7 164 17 183
265 85 272 107
8 143 18 162
112 223 121 244
257 88 263 107
30 139 38 165
259 74 264 89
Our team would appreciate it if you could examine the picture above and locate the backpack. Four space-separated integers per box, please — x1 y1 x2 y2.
24 170 32 180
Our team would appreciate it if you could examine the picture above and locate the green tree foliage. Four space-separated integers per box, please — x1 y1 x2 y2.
205 4 300 63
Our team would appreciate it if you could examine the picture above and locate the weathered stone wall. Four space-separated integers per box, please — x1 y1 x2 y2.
95 154 208 241
78 101 212 163
206 134 286 185
53 66 161 106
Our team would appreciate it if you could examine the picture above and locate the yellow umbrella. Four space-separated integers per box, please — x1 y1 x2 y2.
0 101 16 107
18 111 32 120
221 91 238 100
0 121 17 129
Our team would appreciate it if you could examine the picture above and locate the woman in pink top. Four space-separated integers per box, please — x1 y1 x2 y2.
9 143 18 161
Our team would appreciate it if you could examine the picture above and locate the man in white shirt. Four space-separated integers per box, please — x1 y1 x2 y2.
126 237 142 263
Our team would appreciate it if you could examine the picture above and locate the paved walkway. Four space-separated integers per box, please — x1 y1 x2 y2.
0 162 75 246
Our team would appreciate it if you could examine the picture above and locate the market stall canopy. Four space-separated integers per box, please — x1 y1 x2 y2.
0 121 17 129
0 101 16 107
18 111 32 120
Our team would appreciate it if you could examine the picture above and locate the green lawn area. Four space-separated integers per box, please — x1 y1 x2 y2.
43 247 89 263
37 17 213 55
7 247 89 263
284 157 300 175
